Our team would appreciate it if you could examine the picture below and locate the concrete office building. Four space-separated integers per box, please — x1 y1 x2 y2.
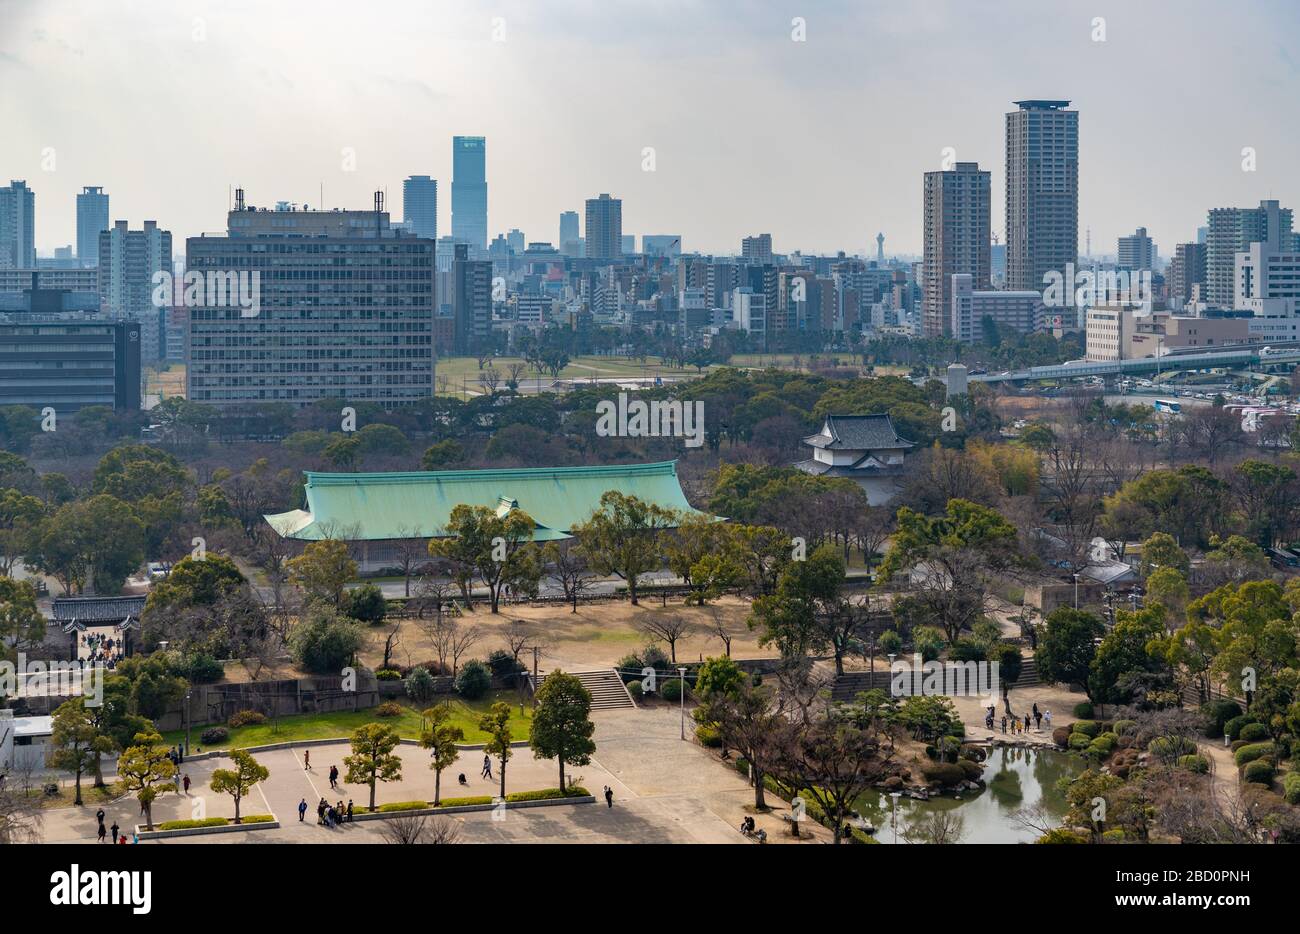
98 220 172 365
0 283 140 412
1169 242 1207 309
76 187 109 267
1005 100 1078 294
1206 200 1293 308
922 162 990 337
402 175 438 241
949 274 1043 343
0 268 98 293
186 199 435 407
451 137 488 250
741 233 773 264
1236 241 1300 318
452 242 492 354
732 286 766 340
0 181 36 269
1117 227 1156 271
585 194 622 261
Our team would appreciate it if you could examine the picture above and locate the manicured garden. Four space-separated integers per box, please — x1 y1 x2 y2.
164 691 533 751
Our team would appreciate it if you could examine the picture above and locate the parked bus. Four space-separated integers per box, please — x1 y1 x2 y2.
1153 399 1181 414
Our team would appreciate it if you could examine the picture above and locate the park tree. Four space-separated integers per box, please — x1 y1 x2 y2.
0 577 44 659
419 704 466 805
543 540 593 613
145 554 245 614
49 698 114 806
1139 532 1189 578
344 723 404 812
288 539 357 607
570 491 675 606
749 542 845 665
289 602 364 673
0 487 43 575
1035 607 1105 693
1088 605 1168 708
529 671 596 792
877 499 1019 644
31 495 145 595
694 655 746 701
210 749 269 823
117 730 178 830
775 700 896 845
479 702 514 800
428 504 540 613
700 680 786 809
1232 459 1298 548
1201 534 1270 587
342 582 387 625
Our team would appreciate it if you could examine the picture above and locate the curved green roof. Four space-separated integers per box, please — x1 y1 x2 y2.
265 460 704 542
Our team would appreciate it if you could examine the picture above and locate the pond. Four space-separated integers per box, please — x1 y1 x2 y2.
855 746 1084 844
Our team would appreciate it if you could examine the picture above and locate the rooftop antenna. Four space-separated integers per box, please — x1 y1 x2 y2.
374 189 384 237
234 187 245 212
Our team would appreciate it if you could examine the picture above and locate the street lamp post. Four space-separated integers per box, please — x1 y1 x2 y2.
1072 573 1080 610
184 689 192 756
678 666 687 740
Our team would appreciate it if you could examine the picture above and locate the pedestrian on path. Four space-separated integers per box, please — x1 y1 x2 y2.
96 808 105 828
182 774 191 794
329 765 338 789
298 798 308 822
1044 710 1053 731
604 786 613 808
110 821 119 842
304 749 311 771
346 800 354 823
481 754 493 780
97 822 107 843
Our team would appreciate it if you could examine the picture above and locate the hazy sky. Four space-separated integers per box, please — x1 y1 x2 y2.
2 0 1297 259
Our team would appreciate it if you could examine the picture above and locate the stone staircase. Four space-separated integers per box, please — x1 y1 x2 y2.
534 668 636 710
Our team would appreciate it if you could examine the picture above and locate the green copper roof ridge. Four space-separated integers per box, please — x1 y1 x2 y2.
302 460 681 485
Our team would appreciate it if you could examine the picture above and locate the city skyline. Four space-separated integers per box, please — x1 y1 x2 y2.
2 0 1298 260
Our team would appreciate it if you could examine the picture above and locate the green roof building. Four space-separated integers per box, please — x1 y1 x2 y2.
265 460 705 571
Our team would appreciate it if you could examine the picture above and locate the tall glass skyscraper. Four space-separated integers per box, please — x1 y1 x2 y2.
402 175 438 240
76 186 110 267
451 136 487 250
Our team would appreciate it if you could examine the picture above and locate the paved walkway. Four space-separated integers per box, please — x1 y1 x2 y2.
40 706 819 844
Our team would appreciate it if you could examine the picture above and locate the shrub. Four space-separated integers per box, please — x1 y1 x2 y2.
158 817 229 830
913 626 946 662
1224 715 1258 742
1284 773 1300 805
200 726 229 745
1201 699 1243 739
433 795 494 808
877 630 903 656
616 653 644 682
1072 720 1101 738
1238 722 1270 743
1178 754 1210 774
228 710 267 728
660 678 685 702
290 604 365 673
1089 733 1118 755
1068 732 1092 751
487 649 525 682
375 668 403 681
1234 742 1276 768
183 653 225 684
950 638 988 663
1037 828 1089 844
1073 702 1094 719
455 659 492 699
1112 719 1137 736
377 801 430 813
375 701 403 718
1147 735 1198 759
341 582 386 625
1242 760 1275 785
1052 726 1072 747
405 666 436 704
957 758 983 781
695 724 722 747
626 680 643 699
922 762 966 786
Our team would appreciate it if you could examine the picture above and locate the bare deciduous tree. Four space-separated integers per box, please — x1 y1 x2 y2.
636 613 695 664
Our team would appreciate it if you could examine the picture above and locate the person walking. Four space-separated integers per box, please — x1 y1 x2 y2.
298 798 308 822
303 749 311 771
603 786 613 809
346 800 354 823
182 774 191 794
1044 709 1053 731
110 820 119 842
481 754 493 780
1000 715 1007 734
329 765 338 789
97 822 107 843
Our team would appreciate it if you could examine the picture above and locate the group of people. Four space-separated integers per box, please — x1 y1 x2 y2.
94 808 137 844
302 796 353 828
985 703 1051 735
738 815 767 843
80 632 124 667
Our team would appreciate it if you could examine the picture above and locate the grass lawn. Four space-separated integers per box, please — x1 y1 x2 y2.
164 691 533 751
13 782 125 810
